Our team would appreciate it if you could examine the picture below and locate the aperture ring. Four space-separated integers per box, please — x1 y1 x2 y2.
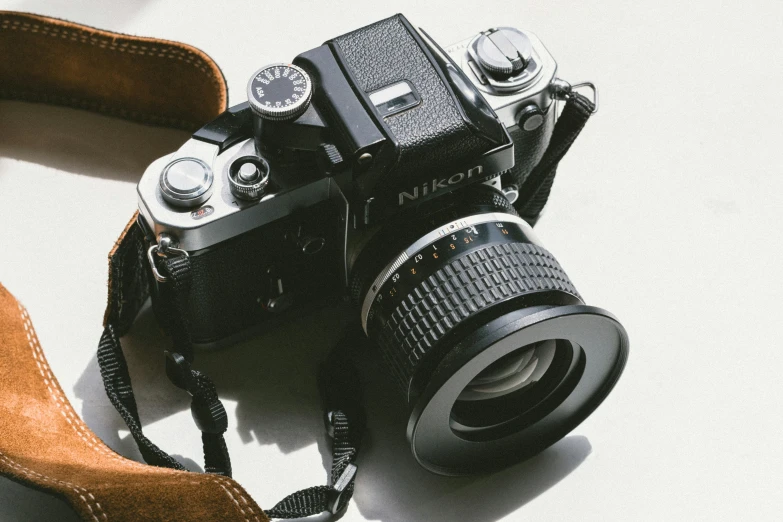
374 242 581 392
361 213 538 332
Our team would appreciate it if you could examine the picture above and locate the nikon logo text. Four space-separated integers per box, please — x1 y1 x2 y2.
398 166 483 205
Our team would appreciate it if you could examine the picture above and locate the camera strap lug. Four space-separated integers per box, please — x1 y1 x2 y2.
551 78 599 114
514 87 597 222
147 234 189 283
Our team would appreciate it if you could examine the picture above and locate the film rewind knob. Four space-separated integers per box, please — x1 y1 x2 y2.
475 28 533 77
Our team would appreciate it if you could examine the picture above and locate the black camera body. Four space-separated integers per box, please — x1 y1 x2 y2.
138 14 627 475
139 15 557 344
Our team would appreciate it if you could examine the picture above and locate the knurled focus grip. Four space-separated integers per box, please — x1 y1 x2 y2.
374 242 581 393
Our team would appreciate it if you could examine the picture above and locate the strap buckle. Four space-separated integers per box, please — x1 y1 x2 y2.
165 351 195 391
191 393 229 434
147 234 188 283
165 351 228 434
327 463 358 515
551 78 599 114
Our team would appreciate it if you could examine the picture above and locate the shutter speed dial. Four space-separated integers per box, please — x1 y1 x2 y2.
247 63 313 121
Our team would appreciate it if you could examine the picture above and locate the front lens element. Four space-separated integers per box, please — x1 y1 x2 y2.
457 339 556 401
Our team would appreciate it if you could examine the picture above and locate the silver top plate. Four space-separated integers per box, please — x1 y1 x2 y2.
137 138 332 252
443 30 558 128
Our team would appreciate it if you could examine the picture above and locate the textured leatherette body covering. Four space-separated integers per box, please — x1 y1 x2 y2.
503 103 556 190
331 15 491 193
180 202 342 344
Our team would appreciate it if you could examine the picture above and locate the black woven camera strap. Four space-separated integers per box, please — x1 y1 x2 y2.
515 91 596 221
98 255 232 476
95 90 593 520
98 250 364 518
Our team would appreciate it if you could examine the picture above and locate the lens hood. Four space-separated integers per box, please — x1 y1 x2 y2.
407 304 628 476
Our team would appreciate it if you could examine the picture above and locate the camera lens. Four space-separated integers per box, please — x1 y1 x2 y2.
457 340 555 401
350 186 628 475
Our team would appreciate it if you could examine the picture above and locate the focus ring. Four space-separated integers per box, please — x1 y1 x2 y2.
375 242 581 392
349 189 518 307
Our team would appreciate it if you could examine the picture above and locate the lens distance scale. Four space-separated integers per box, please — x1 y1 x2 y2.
247 63 313 121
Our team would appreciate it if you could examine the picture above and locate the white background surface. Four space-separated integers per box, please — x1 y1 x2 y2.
1 0 782 520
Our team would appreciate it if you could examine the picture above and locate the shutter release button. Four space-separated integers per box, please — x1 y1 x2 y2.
228 157 270 201
159 157 213 208
238 162 260 182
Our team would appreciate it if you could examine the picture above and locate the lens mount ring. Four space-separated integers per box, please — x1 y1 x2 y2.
407 304 629 476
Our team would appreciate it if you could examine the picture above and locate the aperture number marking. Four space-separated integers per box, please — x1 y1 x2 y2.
364 216 535 334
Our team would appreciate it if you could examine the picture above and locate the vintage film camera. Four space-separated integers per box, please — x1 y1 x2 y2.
137 14 627 475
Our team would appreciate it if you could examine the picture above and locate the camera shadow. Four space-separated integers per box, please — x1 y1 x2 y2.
355 435 591 522
74 296 356 464
74 296 590 521
0 476 81 522
0 101 189 183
